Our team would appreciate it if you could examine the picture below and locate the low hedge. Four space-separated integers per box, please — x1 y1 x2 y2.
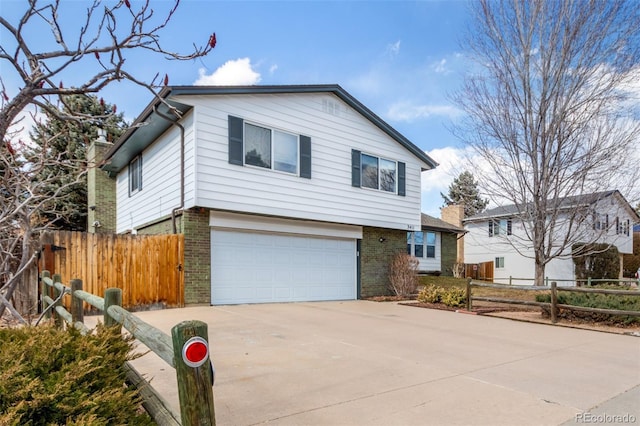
535 290 640 326
417 285 466 308
0 324 153 425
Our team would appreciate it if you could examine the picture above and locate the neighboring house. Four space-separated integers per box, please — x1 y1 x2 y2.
407 214 464 275
93 85 437 305
463 191 639 285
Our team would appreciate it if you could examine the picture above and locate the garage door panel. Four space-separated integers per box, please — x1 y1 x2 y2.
211 229 356 305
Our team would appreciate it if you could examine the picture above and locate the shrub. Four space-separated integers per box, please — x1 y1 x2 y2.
388 252 419 297
572 243 620 282
535 291 640 325
417 285 467 308
0 324 153 425
417 285 442 303
440 287 467 308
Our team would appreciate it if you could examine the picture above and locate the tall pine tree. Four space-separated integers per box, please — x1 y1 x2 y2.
441 171 488 218
28 94 126 231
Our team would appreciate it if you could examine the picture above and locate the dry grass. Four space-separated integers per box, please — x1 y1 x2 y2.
418 275 549 303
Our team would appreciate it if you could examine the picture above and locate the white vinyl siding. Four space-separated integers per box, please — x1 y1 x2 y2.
182 92 425 231
116 112 194 233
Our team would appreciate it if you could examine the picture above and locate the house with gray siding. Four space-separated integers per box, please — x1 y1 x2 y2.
96 85 437 305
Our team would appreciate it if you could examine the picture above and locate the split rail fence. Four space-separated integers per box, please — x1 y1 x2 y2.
40 270 215 426
465 279 640 323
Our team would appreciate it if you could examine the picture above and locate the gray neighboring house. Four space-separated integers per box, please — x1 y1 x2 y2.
89 84 439 305
407 213 465 276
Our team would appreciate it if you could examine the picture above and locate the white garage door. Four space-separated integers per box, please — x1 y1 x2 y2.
211 230 356 305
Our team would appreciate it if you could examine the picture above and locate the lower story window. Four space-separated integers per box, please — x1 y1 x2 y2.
407 231 436 258
495 257 505 268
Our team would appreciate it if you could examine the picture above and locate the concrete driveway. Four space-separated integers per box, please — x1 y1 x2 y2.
124 301 640 425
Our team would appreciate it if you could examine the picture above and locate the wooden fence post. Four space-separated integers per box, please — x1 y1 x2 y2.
466 278 472 311
172 320 216 426
587 277 592 287
41 270 50 317
104 288 122 331
509 276 512 286
52 274 62 328
71 279 83 326
550 281 557 324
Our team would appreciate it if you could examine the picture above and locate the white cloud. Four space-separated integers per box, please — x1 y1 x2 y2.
420 146 488 216
194 58 261 86
269 64 278 75
432 58 448 74
386 40 401 57
387 101 462 122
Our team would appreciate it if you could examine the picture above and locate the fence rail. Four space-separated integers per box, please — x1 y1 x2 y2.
493 276 638 287
40 271 215 426
465 279 640 323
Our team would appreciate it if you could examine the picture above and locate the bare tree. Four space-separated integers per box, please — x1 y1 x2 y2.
454 0 640 285
0 0 215 319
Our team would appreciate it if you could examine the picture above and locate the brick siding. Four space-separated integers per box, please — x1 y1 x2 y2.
360 227 406 297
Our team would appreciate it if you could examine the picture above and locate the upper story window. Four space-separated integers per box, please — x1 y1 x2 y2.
129 155 142 195
407 231 436 258
228 116 311 179
244 123 299 175
489 219 511 237
361 153 396 193
495 257 505 268
593 213 609 231
352 149 405 196
616 217 630 236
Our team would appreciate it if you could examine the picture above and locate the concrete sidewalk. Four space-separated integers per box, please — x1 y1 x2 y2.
101 301 639 425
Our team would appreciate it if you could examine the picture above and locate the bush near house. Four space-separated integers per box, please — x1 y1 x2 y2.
388 252 419 297
573 243 620 283
0 324 153 425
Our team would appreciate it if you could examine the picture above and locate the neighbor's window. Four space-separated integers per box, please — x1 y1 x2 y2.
407 231 436 258
489 219 512 237
244 123 299 174
361 153 396 193
495 257 505 268
129 155 142 194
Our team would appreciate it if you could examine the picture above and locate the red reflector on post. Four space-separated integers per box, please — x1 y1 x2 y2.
182 336 209 368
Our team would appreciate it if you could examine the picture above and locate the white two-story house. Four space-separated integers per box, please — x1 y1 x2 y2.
97 85 437 305
463 191 639 285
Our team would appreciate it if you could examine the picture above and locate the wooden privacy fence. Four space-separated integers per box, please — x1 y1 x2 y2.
464 261 494 281
465 279 640 323
39 271 215 426
40 231 184 308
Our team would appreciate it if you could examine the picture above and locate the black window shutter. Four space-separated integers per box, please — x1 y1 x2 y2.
299 135 311 179
228 115 244 165
489 221 493 237
138 155 143 190
351 149 361 187
397 162 406 196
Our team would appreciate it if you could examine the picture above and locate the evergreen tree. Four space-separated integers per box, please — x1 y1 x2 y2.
441 171 488 218
27 94 126 231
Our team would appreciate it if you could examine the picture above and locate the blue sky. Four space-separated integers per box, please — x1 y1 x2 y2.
2 0 475 216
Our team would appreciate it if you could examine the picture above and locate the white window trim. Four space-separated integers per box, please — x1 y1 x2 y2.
129 155 142 195
360 152 397 194
407 231 436 259
244 121 299 176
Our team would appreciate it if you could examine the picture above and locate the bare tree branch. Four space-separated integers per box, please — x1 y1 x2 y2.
454 0 640 285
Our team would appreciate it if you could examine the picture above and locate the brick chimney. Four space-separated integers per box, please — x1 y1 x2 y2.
441 204 465 263
87 129 116 233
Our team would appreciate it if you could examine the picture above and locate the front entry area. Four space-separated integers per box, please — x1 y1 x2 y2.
209 212 360 305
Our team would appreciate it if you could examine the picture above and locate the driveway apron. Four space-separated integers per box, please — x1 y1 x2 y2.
121 301 640 425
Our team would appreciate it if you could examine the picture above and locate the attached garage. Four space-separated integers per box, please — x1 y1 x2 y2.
210 212 361 305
